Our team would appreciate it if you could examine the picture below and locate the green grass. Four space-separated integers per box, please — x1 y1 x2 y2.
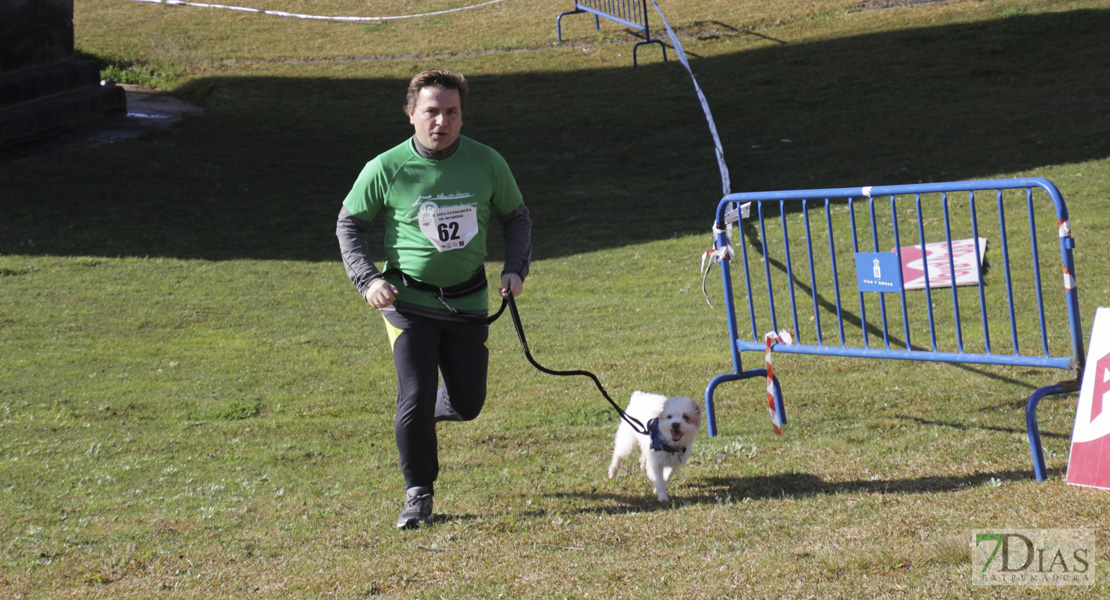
3 0 1110 597
97 58 182 88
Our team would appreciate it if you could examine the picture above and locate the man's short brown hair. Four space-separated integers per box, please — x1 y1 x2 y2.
405 69 468 114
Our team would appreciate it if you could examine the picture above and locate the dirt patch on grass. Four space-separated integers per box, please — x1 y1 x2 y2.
851 0 951 10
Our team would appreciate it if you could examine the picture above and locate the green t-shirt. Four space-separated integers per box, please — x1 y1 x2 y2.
342 136 524 311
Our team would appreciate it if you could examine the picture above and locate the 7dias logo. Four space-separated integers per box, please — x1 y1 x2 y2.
972 529 1095 585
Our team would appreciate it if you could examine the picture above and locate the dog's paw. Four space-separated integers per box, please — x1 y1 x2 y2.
654 484 670 502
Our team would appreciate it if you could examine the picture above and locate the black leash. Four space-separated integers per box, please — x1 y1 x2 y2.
490 293 649 436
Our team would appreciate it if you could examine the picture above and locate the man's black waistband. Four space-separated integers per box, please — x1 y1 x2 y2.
384 265 488 299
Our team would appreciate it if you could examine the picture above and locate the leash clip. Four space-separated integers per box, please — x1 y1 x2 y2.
434 289 459 314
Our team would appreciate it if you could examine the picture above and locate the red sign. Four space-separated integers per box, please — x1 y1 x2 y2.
1091 352 1109 423
1067 307 1110 490
897 237 987 290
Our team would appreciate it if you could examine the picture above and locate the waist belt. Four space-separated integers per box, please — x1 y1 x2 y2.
385 265 488 300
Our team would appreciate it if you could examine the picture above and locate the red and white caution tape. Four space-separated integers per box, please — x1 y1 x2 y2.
1058 220 1077 290
701 221 734 273
764 329 794 436
126 0 504 22
700 215 743 307
700 242 733 308
1063 264 1076 291
701 245 733 273
1058 219 1071 238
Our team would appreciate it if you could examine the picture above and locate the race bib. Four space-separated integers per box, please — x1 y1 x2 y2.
418 201 479 252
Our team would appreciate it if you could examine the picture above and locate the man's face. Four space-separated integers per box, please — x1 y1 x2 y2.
408 86 462 151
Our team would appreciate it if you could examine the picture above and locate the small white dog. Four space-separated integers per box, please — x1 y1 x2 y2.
607 391 701 501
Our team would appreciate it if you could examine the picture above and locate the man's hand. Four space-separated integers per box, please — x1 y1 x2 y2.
500 273 523 298
365 278 399 308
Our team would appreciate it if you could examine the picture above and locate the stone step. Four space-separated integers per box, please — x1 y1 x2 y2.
0 80 126 145
0 58 101 108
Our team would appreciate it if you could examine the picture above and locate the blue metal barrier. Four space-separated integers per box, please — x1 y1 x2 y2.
556 0 667 67
705 178 1085 482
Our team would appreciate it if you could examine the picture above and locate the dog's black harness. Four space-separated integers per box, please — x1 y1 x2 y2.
647 418 687 454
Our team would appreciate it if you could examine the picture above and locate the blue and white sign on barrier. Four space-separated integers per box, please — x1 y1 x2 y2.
855 252 903 293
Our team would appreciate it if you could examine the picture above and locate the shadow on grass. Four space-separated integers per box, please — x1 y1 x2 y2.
685 467 1064 503
1 9 1106 262
896 413 1071 439
547 466 1063 514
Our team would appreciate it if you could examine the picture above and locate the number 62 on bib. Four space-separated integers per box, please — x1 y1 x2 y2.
418 202 479 252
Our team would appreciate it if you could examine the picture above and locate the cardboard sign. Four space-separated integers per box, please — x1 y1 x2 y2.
897 237 987 290
1067 307 1110 490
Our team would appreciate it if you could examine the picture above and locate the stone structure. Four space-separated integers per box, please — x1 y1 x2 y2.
1 0 126 146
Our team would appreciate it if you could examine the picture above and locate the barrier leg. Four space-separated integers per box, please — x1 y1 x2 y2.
1025 384 1072 483
704 368 784 437
705 373 739 437
632 39 667 67
555 9 585 42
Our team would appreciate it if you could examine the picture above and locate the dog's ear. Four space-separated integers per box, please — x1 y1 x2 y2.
689 403 702 426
